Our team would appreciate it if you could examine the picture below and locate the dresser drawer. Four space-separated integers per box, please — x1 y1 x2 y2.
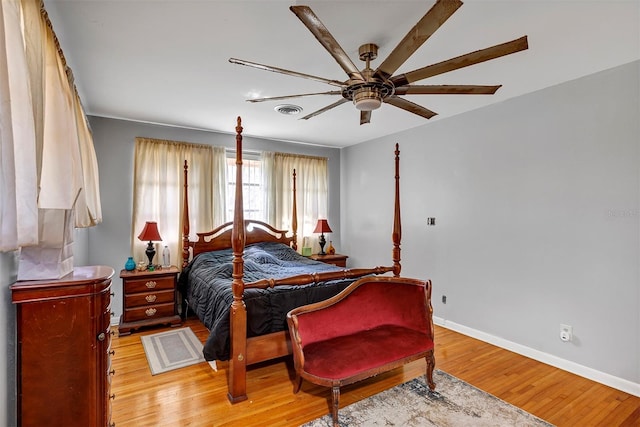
124 275 175 293
124 302 175 322
125 289 175 308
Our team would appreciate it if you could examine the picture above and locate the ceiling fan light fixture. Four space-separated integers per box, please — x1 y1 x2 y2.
353 87 382 111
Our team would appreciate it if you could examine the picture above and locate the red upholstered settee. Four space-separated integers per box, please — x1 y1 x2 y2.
286 276 435 426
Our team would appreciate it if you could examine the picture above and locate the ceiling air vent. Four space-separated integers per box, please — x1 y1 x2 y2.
274 104 303 115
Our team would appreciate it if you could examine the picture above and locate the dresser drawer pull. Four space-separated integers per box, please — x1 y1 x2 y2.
97 332 106 342
109 369 116 376
109 350 115 356
110 292 115 297
110 393 116 400
145 294 157 303
145 308 157 317
145 280 157 289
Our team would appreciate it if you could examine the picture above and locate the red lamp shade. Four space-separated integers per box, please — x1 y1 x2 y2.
138 221 162 242
313 219 332 234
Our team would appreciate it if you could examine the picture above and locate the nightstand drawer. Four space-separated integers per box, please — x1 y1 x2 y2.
124 302 175 322
124 276 175 293
125 289 175 308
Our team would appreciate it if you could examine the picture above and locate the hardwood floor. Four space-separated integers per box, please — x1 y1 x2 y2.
111 319 640 426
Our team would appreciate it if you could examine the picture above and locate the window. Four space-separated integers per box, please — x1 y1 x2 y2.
132 139 226 268
225 152 265 222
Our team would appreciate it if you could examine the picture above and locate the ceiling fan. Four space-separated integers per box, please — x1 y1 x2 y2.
229 0 528 125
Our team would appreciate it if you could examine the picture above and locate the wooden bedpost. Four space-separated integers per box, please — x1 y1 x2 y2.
392 143 401 276
182 160 190 269
291 169 298 251
229 117 248 403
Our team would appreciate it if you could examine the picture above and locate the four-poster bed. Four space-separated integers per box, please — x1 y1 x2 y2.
179 117 403 403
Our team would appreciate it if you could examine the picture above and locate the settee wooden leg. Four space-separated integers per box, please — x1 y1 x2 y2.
331 385 340 427
293 376 302 394
425 350 436 390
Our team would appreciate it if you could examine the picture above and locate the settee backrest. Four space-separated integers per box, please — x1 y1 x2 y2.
289 276 433 348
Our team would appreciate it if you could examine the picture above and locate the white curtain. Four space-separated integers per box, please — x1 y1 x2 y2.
73 93 102 227
38 13 82 211
132 138 226 269
263 152 328 251
0 0 38 252
2 0 101 267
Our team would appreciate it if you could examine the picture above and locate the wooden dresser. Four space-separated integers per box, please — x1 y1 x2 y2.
11 265 115 427
118 266 181 335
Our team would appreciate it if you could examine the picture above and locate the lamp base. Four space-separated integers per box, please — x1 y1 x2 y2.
145 241 156 269
318 233 326 255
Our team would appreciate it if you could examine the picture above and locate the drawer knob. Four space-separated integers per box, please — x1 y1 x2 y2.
109 369 116 376
145 294 157 303
145 280 157 289
145 308 157 317
110 393 116 400
109 350 115 356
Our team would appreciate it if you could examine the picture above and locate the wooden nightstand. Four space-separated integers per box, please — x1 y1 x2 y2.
118 266 181 335
309 253 349 267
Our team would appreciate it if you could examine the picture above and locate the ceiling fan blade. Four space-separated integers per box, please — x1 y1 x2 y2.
290 6 364 82
229 58 346 88
247 91 342 103
395 84 502 95
391 36 529 86
374 0 462 81
384 96 438 119
300 98 349 121
360 110 372 125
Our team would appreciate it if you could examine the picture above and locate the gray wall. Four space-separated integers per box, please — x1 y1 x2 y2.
87 116 342 322
1 251 18 427
341 61 640 393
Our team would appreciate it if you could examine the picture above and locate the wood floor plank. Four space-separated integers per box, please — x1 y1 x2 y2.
110 319 640 426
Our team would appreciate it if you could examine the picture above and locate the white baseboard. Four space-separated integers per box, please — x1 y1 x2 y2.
433 316 640 398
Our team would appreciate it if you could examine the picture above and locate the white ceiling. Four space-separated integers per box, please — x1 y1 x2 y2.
43 0 639 148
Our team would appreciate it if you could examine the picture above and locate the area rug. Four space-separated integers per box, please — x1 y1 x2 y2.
302 370 554 427
141 327 205 375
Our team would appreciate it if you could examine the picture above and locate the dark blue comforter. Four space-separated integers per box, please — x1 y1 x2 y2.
178 242 354 361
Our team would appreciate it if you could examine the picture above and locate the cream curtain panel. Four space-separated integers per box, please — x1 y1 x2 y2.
132 139 226 269
73 93 102 227
1 0 101 257
263 152 328 251
0 0 38 251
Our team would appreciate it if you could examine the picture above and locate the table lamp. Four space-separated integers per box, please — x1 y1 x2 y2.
138 221 162 269
313 219 332 255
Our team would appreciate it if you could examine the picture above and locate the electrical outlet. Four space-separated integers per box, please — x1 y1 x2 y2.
427 217 436 226
560 324 572 342
442 295 447 304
